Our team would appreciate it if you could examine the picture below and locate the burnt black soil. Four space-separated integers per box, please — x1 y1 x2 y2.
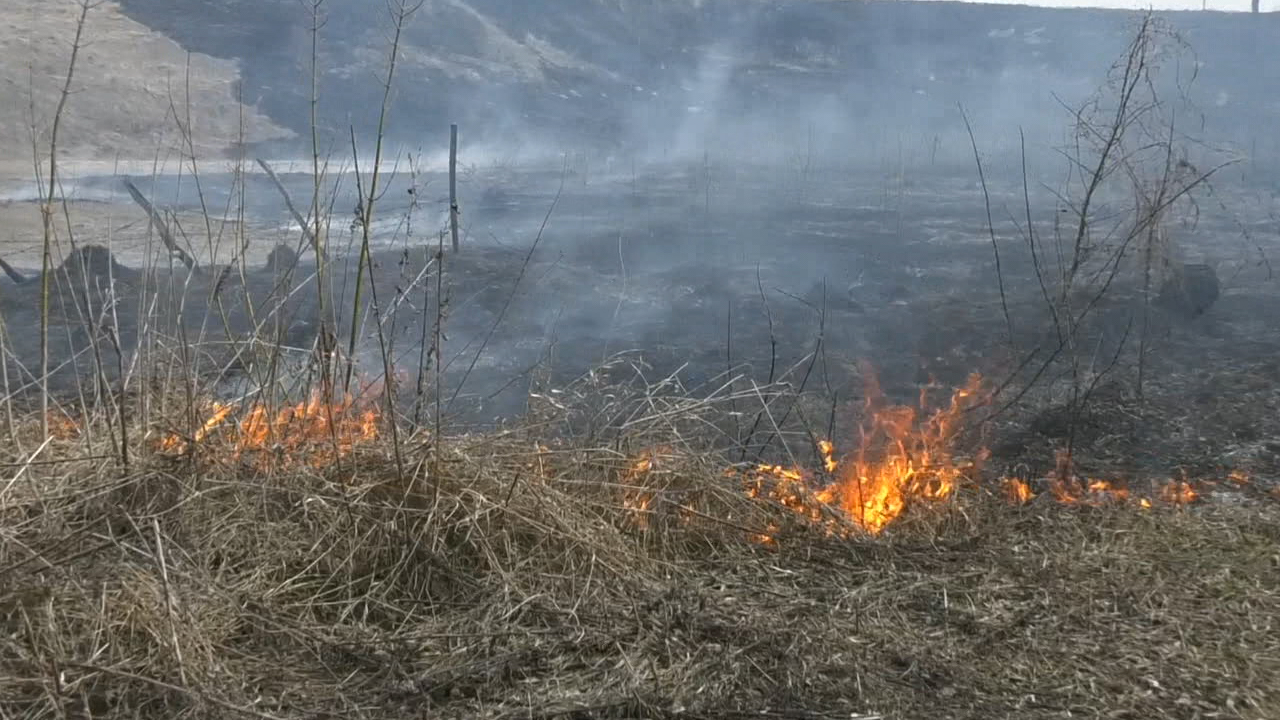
3 164 1278 489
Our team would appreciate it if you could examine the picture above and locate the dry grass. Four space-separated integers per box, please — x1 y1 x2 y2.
1 375 1277 720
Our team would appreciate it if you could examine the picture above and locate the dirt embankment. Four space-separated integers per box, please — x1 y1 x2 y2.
0 0 295 265
0 0 291 179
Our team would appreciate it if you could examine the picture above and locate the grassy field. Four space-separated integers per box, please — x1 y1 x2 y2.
1 368 1278 720
3 4 1279 718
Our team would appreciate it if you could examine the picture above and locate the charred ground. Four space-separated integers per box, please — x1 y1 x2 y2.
5 157 1279 473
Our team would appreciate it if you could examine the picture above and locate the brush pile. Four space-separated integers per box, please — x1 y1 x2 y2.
1 367 1278 720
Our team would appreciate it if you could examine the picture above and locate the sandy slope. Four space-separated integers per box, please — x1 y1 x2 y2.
0 0 296 264
0 0 291 180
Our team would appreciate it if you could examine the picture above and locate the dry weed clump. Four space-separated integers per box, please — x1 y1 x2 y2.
1 382 1278 720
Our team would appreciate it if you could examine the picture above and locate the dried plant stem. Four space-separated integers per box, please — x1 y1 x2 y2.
256 158 315 248
304 0 336 403
959 104 1014 346
37 0 97 438
342 0 422 397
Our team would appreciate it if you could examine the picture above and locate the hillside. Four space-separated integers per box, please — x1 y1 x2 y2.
0 0 1274 168
103 0 1278 161
0 0 290 178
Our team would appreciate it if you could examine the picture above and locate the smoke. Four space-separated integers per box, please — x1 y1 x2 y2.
19 0 1268 423
103 0 1276 183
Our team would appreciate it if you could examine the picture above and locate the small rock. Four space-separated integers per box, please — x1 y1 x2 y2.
265 243 299 274
1158 262 1219 317
59 244 136 286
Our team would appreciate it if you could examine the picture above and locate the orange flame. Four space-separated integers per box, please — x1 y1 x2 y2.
1087 479 1130 502
742 371 987 536
159 402 233 453
818 440 837 473
1159 480 1199 505
159 392 378 467
622 447 671 530
750 522 781 548
1005 478 1035 504
47 413 81 440
824 371 984 534
731 372 1242 544
1048 453 1135 505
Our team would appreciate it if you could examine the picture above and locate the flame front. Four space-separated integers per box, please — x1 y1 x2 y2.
827 372 985 532
159 402 233 453
47 413 82 440
1005 478 1035 504
159 392 378 467
744 371 986 536
622 449 666 530
1159 480 1199 505
730 370 1234 543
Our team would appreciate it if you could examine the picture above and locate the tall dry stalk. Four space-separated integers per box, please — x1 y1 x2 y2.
341 0 423 479
959 104 1014 347
343 0 422 394
36 0 98 438
164 54 244 441
447 167 565 412
304 0 337 404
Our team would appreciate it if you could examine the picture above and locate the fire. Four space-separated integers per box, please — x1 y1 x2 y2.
822 370 985 533
728 369 1236 544
743 371 987 536
1077 479 1128 502
1005 478 1035 504
158 391 379 467
750 522 780 548
622 491 654 527
236 394 377 460
818 440 837 473
1159 480 1199 505
160 402 234 453
621 448 668 530
1047 452 1137 505
47 413 81 440
1049 460 1203 509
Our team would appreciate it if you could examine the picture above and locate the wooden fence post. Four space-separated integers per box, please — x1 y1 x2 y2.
450 124 460 253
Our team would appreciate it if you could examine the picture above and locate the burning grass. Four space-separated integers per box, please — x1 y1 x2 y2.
741 371 987 538
157 391 380 468
1 372 1278 719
